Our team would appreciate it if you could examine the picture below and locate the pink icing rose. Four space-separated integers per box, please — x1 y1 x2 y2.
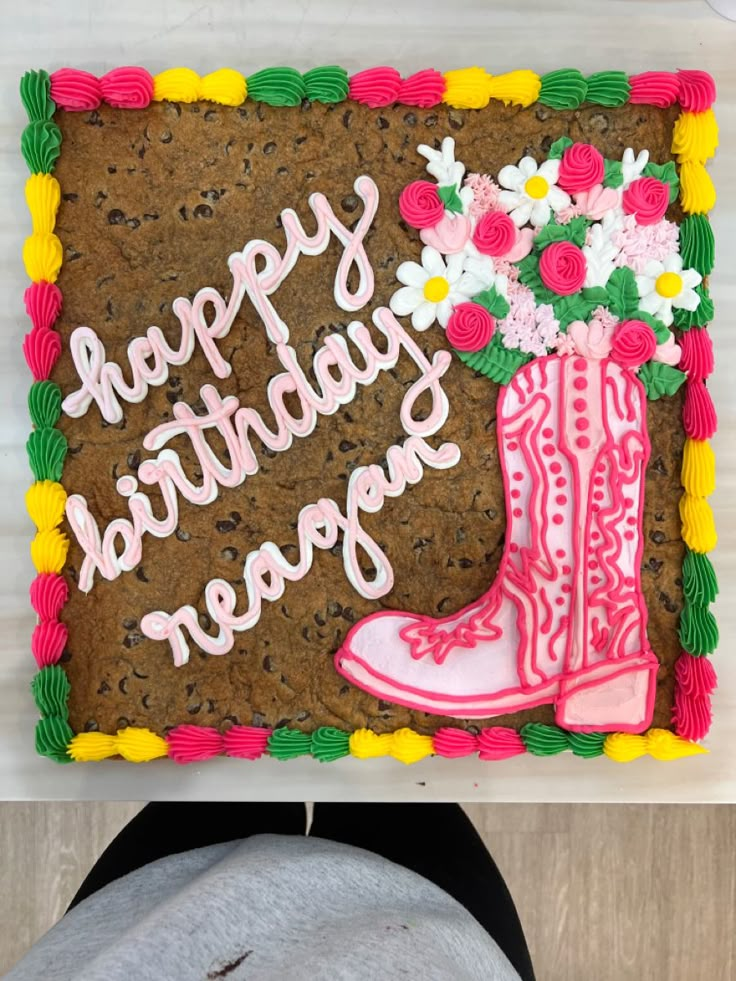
539 242 587 295
446 302 495 352
653 332 682 367
420 212 471 253
611 319 657 368
573 183 620 220
398 180 445 229
566 319 614 360
558 143 605 194
622 177 669 226
472 211 516 257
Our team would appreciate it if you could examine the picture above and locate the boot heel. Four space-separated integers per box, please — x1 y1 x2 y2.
556 655 659 733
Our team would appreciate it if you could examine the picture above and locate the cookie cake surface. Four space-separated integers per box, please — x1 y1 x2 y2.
19 64 719 766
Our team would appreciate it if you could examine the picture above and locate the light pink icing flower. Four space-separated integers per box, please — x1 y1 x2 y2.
611 319 657 368
567 319 614 360
472 211 517 257
573 183 620 221
420 212 471 253
399 180 445 229
498 281 560 356
591 305 619 331
446 302 495 352
653 332 682 366
464 172 500 216
611 214 679 274
558 143 605 194
539 241 587 295
503 226 534 262
555 333 577 356
555 203 583 224
622 177 670 226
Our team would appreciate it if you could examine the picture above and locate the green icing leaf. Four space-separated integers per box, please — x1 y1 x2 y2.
35 716 73 763
533 215 588 249
28 380 62 429
437 183 464 214
673 284 713 330
679 602 719 656
567 732 607 758
520 723 570 756
553 291 601 330
455 334 532 386
473 286 510 319
246 67 306 107
267 727 313 760
311 726 350 763
602 159 624 189
20 69 55 122
538 70 587 110
516 253 556 304
605 267 639 319
302 66 349 103
581 286 609 305
680 214 715 276
642 161 680 204
547 135 574 160
585 71 630 107
637 361 686 400
27 426 67 482
632 311 669 343
683 549 719 606
31 666 70 719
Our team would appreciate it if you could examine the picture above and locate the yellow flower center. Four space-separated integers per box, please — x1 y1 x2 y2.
655 272 683 298
423 276 450 303
524 175 549 200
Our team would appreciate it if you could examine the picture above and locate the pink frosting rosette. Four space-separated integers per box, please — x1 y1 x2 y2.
420 212 471 253
472 211 517 257
539 241 586 296
398 180 445 229
558 143 605 194
622 178 669 226
446 302 495 352
611 319 657 368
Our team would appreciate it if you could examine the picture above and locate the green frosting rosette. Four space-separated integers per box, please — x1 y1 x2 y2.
20 69 55 122
303 66 349 104
35 716 73 763
538 69 587 110
267 727 313 760
26 426 67 482
31 665 71 719
679 602 719 656
680 214 715 277
28 380 62 430
682 549 719 606
246 67 307 107
21 120 62 174
311 726 350 762
585 71 630 107
520 723 569 756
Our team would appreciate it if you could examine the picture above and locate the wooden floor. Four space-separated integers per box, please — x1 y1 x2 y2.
0 804 733 979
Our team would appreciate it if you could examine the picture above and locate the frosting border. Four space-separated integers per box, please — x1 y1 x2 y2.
20 64 718 764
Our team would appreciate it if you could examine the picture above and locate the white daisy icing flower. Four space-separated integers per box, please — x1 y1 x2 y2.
390 246 472 331
497 157 571 228
635 254 702 327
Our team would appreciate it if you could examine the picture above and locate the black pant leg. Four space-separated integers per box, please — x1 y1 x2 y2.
68 802 306 910
310 802 534 981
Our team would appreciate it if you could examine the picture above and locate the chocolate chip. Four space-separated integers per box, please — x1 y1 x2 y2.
216 520 236 533
107 209 125 225
97 680 111 695
221 546 238 561
342 109 352 128
118 677 128 694
341 194 359 213
126 450 141 471
650 531 666 545
175 527 191 542
263 141 277 154
403 112 417 126
339 439 356 452
136 567 149 583
193 204 213 219
123 631 144 649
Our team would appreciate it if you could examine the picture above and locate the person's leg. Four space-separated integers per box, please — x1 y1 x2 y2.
68 802 306 910
310 803 534 981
